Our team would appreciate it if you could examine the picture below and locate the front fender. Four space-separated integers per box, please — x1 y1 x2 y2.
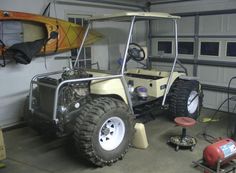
90 78 128 104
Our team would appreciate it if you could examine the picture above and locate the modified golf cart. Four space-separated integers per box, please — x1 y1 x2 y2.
25 12 203 166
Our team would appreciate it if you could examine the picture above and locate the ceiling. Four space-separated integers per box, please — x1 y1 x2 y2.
58 0 202 10
114 0 201 5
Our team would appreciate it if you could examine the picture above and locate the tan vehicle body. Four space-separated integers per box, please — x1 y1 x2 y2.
89 69 186 103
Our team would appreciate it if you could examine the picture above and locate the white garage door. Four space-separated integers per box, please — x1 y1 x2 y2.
150 13 236 112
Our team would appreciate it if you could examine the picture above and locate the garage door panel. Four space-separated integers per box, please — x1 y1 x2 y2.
151 38 158 55
182 64 193 76
198 66 219 84
203 91 236 112
198 66 236 87
152 17 194 36
151 20 173 36
199 15 224 35
226 14 236 35
199 14 236 35
177 16 195 35
222 67 236 87
203 91 218 109
220 92 236 112
152 62 173 71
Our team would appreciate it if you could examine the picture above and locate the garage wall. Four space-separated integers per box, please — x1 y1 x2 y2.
150 0 236 111
0 0 68 127
0 0 143 127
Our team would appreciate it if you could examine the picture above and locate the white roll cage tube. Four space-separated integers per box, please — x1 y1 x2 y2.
161 19 178 106
29 16 179 123
29 17 136 123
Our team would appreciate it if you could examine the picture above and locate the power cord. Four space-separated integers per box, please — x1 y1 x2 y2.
201 76 236 143
201 97 233 143
227 76 236 139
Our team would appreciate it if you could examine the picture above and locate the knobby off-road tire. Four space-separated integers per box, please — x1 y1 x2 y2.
73 97 134 167
23 96 42 133
169 80 203 120
23 89 44 133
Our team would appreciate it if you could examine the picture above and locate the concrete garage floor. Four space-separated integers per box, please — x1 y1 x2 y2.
1 108 234 173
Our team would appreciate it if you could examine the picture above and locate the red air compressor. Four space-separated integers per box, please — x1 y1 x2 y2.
194 138 236 173
203 138 236 168
193 138 236 173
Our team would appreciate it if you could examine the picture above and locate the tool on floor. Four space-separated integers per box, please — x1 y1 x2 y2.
193 138 236 173
202 117 220 123
132 123 148 149
0 162 5 168
168 117 197 151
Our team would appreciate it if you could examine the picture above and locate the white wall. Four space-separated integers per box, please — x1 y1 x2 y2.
151 0 236 111
0 0 70 127
0 0 142 127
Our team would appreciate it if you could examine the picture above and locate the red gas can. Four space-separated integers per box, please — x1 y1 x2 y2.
203 138 236 168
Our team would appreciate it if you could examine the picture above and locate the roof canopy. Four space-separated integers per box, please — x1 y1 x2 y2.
89 12 180 21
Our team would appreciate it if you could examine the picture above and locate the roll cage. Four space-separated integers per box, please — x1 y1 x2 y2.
29 12 181 123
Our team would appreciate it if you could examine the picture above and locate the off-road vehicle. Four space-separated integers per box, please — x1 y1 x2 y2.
24 12 203 166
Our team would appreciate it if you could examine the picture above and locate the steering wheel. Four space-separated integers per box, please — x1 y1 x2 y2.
128 43 145 62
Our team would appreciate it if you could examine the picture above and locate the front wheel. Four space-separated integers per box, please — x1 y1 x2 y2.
73 97 134 167
169 80 203 119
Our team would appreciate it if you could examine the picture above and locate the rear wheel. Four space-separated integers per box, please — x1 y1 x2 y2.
73 97 134 167
169 80 203 119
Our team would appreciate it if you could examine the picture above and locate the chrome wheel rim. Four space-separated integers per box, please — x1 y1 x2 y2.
99 117 125 151
187 91 199 114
